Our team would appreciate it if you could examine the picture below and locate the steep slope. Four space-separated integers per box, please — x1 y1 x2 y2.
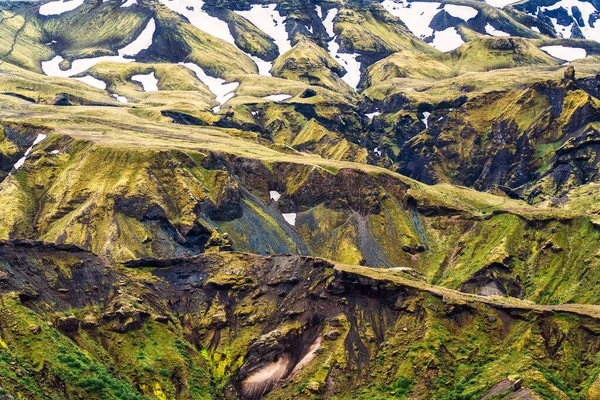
4 0 600 399
3 244 600 399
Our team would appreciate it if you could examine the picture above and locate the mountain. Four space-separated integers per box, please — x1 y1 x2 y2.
2 0 600 398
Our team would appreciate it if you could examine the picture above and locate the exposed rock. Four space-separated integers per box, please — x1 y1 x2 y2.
324 329 341 340
56 316 79 332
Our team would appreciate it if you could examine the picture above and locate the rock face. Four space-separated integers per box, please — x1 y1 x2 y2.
4 0 600 398
1 242 600 399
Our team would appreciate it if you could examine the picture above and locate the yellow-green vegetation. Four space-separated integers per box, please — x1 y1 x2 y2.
3 246 600 399
2 0 600 397
153 2 257 78
272 38 351 92
0 9 52 72
335 3 436 57
41 1 151 60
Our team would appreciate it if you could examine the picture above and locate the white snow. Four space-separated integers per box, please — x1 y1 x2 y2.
181 62 239 112
13 134 47 171
112 94 129 103
74 75 106 90
118 18 156 57
42 18 155 78
421 111 431 128
485 23 510 36
39 0 85 16
374 147 382 157
444 4 478 21
381 1 467 51
366 111 381 119
282 213 297 226
160 0 234 43
250 56 273 76
263 94 292 102
269 190 281 201
381 0 441 39
121 0 136 7
321 5 336 37
431 28 464 52
484 0 521 8
531 26 541 33
132 72 159 92
51 150 60 154
549 16 573 38
235 4 292 55
320 8 362 89
540 0 600 41
540 45 587 61
536 0 600 42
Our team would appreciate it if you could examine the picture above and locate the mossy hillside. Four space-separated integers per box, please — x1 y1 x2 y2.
152 2 257 78
0 62 119 105
0 9 52 73
289 119 367 162
362 36 564 91
362 53 600 111
441 37 557 73
271 38 351 93
219 8 279 61
334 3 437 60
0 143 218 260
40 1 151 61
4 243 600 399
0 294 148 399
227 75 366 161
454 0 545 39
84 61 215 110
370 76 600 196
3 92 600 303
418 211 600 304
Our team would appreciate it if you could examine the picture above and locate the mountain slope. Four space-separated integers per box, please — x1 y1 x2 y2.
4 0 600 398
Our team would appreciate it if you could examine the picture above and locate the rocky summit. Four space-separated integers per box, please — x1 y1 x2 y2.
2 0 600 399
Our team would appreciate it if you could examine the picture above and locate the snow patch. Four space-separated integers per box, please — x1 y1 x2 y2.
118 18 156 57
366 111 381 119
263 94 292 102
112 94 129 103
381 1 466 51
121 0 137 7
39 0 85 16
540 0 600 42
181 62 239 113
42 18 155 78
235 4 291 55
444 4 478 21
160 0 234 43
485 23 510 36
541 45 587 61
13 134 47 171
484 0 521 8
75 75 106 90
159 0 272 75
531 26 541 33
421 111 431 128
381 0 441 39
432 27 464 52
269 191 281 201
132 72 159 92
320 7 362 89
282 213 297 226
